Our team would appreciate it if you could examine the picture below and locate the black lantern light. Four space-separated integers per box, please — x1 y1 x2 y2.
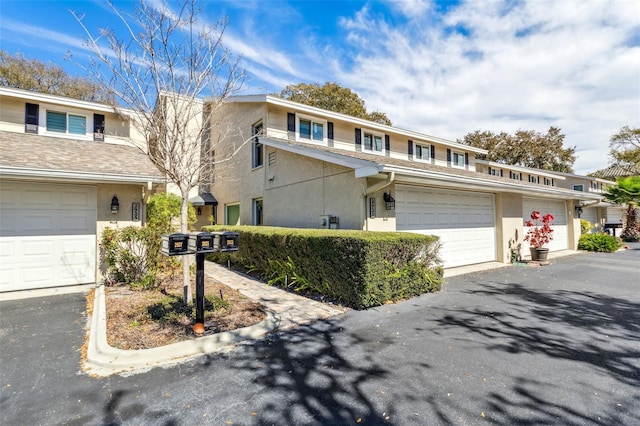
384 192 395 210
197 207 202 216
574 205 583 218
110 195 120 214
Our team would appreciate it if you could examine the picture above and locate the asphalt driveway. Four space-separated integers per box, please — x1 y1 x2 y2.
1 248 639 425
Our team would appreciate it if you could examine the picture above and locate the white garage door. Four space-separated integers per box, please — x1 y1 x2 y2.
522 198 567 252
396 186 496 268
0 182 96 292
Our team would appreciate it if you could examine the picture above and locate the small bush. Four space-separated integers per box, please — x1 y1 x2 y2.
204 225 443 309
578 233 623 253
101 226 161 288
580 219 593 235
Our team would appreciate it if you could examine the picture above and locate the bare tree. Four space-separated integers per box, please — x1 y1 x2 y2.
72 0 244 303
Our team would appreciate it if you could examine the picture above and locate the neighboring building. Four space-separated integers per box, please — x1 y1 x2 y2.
589 164 640 180
0 87 165 292
208 95 602 268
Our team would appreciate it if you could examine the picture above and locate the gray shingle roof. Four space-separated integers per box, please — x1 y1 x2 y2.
0 131 164 180
588 164 640 180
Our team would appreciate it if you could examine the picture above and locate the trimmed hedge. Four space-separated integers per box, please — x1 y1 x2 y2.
578 233 623 253
203 225 443 309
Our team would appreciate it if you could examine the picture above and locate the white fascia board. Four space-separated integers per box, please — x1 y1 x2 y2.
475 160 567 180
227 94 487 155
0 86 134 115
0 166 165 184
259 137 382 178
383 165 602 201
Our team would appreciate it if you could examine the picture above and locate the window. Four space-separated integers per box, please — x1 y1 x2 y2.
253 199 263 226
225 204 240 226
544 178 554 186
488 167 501 176
528 175 539 184
298 116 325 143
252 121 263 168
452 152 465 168
363 131 384 153
46 111 86 135
572 184 584 192
509 171 522 180
25 103 39 134
415 143 431 161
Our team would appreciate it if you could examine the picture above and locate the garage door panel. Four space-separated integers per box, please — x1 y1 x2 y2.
0 182 96 292
523 198 568 252
397 186 496 268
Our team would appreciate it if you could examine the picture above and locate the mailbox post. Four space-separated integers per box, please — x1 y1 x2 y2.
189 233 215 325
160 231 238 336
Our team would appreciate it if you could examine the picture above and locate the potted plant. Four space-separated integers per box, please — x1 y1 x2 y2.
524 210 554 261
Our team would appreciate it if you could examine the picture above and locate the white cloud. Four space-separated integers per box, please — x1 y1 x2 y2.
333 0 640 174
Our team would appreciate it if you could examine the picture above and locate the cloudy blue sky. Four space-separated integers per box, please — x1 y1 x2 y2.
1 0 639 174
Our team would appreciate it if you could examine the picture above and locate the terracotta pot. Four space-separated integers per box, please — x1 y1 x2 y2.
530 247 549 262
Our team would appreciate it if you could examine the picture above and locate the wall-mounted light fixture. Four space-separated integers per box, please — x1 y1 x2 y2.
574 205 583 218
110 195 119 214
197 207 202 216
384 192 396 210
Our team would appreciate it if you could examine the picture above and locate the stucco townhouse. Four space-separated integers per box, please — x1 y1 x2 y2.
0 87 165 292
207 95 603 268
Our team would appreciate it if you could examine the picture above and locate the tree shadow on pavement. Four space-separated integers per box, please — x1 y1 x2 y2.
438 283 640 386
208 319 393 425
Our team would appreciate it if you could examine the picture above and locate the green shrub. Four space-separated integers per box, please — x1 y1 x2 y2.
203 225 443 309
578 233 623 253
146 193 197 233
100 226 162 288
580 219 593 235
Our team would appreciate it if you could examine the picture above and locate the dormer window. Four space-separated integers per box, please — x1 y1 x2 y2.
46 111 86 135
414 143 433 162
297 115 325 143
363 131 384 153
452 152 465 168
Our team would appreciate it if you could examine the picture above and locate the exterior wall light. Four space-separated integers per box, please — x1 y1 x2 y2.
574 205 583 218
384 192 396 210
110 195 120 214
197 207 202 216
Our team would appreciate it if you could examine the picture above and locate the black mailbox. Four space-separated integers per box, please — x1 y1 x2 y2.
188 232 215 253
212 231 239 252
161 233 190 256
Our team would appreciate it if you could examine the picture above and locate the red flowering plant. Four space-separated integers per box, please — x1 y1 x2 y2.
524 210 554 248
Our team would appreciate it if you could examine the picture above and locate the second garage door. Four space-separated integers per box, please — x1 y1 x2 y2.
522 198 568 252
396 186 496 268
0 181 97 292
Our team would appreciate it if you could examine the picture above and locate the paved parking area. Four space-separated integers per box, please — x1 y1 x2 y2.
1 248 639 425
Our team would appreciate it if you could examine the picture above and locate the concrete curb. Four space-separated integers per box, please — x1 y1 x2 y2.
85 284 280 377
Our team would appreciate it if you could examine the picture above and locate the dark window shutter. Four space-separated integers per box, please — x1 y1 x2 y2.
385 135 390 151
464 153 469 166
355 128 361 146
520 173 523 180
25 103 39 133
327 122 334 140
500 169 503 177
430 145 435 159
408 140 413 155
447 149 451 163
287 113 295 133
488 167 492 175
93 113 105 141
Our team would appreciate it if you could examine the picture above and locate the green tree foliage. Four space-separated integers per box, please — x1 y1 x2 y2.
609 126 640 167
279 82 392 125
459 127 576 172
604 176 640 241
146 193 196 233
0 50 114 103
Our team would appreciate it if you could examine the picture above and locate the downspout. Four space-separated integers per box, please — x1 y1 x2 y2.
364 172 395 231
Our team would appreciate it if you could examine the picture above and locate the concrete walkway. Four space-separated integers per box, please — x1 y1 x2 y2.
84 261 346 376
